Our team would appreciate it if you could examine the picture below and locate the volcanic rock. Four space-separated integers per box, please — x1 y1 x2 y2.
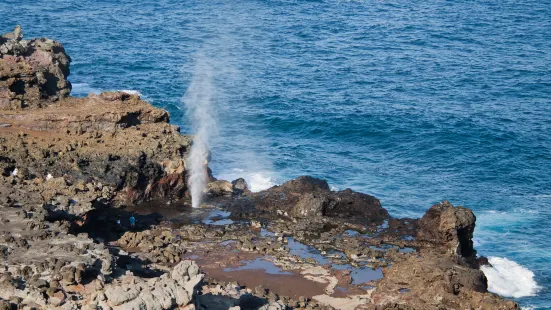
1 26 71 109
207 180 233 196
251 176 389 223
103 260 203 309
417 201 477 264
231 178 249 196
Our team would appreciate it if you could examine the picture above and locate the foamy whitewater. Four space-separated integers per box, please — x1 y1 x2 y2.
481 257 542 299
182 55 217 208
71 84 142 98
71 83 100 96
217 168 276 192
120 89 142 96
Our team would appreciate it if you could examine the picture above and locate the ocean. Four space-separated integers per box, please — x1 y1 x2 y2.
2 0 550 308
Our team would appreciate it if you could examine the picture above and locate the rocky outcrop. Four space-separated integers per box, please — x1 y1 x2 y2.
251 176 389 223
100 260 203 309
117 230 186 264
0 91 192 206
369 253 518 310
0 200 113 308
0 27 201 309
218 184 518 310
1 26 71 109
417 201 477 264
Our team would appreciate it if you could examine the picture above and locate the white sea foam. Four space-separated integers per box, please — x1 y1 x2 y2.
249 173 276 192
71 83 143 98
217 169 277 192
71 83 100 96
487 210 508 215
481 256 541 298
120 89 142 96
513 208 540 214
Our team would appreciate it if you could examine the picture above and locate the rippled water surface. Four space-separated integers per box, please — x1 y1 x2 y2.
3 0 550 307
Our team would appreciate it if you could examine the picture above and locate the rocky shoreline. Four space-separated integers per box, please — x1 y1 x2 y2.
0 27 519 310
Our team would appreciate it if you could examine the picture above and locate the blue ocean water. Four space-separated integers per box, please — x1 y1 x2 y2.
2 0 550 308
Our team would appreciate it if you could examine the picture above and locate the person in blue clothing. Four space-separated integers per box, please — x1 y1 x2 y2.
129 214 136 229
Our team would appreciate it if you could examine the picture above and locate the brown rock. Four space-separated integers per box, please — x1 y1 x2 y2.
61 266 76 284
207 180 233 196
417 201 477 262
0 27 71 109
49 290 66 306
251 176 388 224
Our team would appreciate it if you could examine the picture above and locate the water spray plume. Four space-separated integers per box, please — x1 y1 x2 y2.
183 55 217 208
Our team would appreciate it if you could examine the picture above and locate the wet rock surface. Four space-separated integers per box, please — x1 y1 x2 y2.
0 27 520 310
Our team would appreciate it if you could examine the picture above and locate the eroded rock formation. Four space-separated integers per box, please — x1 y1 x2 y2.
1 25 71 109
0 90 192 207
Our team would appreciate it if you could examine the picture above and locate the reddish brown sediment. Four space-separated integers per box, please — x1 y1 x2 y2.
183 243 329 299
202 266 327 299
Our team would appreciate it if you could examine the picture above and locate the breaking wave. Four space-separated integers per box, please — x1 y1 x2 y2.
248 172 276 192
71 82 100 96
481 256 541 298
217 168 277 192
120 89 142 96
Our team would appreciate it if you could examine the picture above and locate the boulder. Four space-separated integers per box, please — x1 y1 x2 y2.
206 180 233 196
259 301 286 310
290 193 331 217
326 188 387 219
231 178 249 196
417 201 477 262
0 26 26 56
251 176 388 223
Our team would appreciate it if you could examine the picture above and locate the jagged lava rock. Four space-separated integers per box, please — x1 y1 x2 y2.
0 91 193 205
417 201 477 264
251 176 389 223
1 26 71 109
103 260 203 309
231 177 249 196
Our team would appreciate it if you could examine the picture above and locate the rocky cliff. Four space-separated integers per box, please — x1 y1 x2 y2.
0 26 519 310
0 26 71 109
0 26 193 211
0 26 200 310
